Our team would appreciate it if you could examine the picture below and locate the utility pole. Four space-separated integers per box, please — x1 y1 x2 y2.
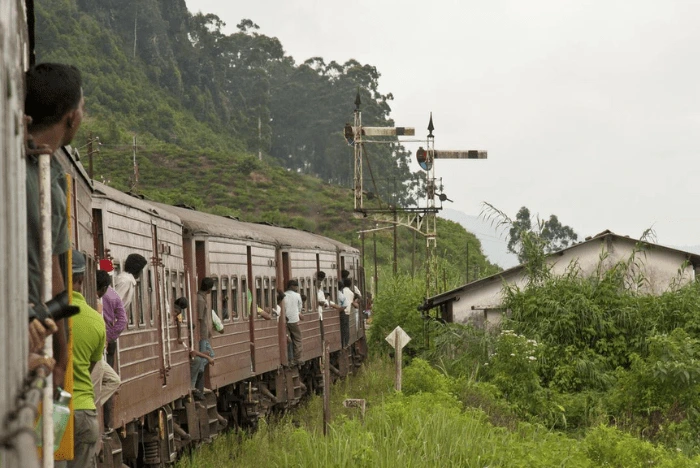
466 241 469 283
130 135 139 193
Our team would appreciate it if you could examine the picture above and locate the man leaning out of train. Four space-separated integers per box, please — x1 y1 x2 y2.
25 62 85 385
55 250 106 468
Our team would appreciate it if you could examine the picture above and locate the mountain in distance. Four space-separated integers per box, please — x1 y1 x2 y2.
439 208 519 269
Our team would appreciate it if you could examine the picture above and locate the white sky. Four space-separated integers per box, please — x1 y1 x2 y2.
186 0 700 249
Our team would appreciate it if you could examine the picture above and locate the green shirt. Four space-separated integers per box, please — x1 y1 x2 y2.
71 291 106 410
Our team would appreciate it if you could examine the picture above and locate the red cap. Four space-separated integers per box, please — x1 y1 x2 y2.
99 259 114 272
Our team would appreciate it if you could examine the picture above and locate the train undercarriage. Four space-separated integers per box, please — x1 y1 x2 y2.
97 339 366 468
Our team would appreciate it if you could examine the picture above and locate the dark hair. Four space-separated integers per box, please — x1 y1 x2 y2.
174 297 189 311
342 277 353 288
200 277 214 292
316 271 326 281
25 63 82 132
276 290 286 303
341 269 350 279
96 270 112 290
286 279 298 290
124 253 148 276
300 294 307 303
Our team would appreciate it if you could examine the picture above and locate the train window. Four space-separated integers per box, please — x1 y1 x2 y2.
231 276 239 320
171 271 178 319
263 277 271 308
146 268 153 325
136 276 145 327
241 276 249 318
306 277 312 312
211 277 219 316
255 277 263 319
178 271 187 323
221 276 229 320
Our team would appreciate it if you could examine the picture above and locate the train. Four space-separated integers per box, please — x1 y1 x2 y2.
0 3 367 467
86 157 367 467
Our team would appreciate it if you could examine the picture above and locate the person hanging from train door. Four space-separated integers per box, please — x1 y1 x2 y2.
191 277 223 399
59 251 106 468
90 269 123 433
341 278 359 348
283 279 304 366
172 297 214 401
25 62 86 389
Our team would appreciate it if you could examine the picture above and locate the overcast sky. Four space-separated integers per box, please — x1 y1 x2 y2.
186 0 700 251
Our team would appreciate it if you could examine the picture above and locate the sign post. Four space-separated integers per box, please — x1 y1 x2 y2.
385 326 411 391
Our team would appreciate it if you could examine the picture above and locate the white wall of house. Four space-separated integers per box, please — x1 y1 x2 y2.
453 236 695 325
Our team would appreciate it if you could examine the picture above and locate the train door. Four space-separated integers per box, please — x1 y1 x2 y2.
151 224 167 385
247 246 256 370
282 251 290 288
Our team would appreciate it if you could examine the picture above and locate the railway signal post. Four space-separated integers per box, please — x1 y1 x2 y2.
346 92 488 301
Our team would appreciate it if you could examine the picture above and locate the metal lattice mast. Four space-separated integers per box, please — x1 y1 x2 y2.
425 114 438 297
352 91 363 211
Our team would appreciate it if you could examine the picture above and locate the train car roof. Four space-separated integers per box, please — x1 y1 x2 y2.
248 222 341 251
150 202 279 246
93 182 182 225
152 202 356 252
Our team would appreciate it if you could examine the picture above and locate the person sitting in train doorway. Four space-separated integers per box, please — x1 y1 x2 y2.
90 269 122 433
192 278 223 398
341 278 359 348
283 280 305 366
57 250 106 468
172 297 214 401
25 62 86 391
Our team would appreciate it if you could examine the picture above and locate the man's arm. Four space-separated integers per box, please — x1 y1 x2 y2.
112 294 128 337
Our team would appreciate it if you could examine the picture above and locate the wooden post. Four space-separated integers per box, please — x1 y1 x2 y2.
394 328 402 392
322 340 330 436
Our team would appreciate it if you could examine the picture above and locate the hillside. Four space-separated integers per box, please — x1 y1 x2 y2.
33 0 500 288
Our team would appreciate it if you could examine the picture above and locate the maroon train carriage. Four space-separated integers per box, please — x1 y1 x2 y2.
92 182 192 465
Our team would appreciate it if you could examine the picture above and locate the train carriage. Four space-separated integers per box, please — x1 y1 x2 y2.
92 183 190 431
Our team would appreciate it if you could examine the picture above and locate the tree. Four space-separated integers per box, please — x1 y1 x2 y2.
507 207 578 263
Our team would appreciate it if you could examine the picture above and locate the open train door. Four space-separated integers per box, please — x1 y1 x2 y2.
151 223 168 385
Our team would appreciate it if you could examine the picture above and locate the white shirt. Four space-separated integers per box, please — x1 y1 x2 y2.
113 271 137 310
284 290 303 324
316 287 328 317
342 287 355 315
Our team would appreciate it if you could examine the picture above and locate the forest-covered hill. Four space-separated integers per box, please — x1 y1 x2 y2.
34 0 501 286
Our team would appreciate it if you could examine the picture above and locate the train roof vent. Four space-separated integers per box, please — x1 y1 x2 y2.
224 215 240 221
174 203 196 210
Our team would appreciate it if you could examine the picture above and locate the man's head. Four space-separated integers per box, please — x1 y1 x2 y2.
342 277 353 289
315 271 326 282
174 297 189 315
341 269 350 279
124 253 148 279
72 250 86 291
200 277 214 293
25 63 84 145
96 270 111 298
286 279 299 291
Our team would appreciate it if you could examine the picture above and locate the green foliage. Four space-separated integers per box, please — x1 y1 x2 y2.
402 358 453 396
367 274 426 356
